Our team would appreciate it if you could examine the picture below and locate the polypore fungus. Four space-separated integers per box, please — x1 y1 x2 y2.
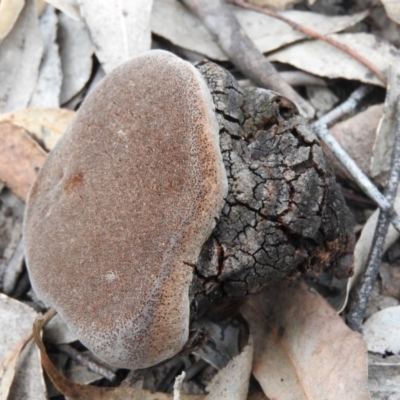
24 50 355 371
24 51 228 369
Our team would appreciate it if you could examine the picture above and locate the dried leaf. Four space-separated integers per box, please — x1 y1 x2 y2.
204 337 253 400
368 353 400 399
363 306 400 355
0 294 46 400
370 67 400 181
247 0 300 9
58 12 94 104
151 0 367 61
0 122 46 200
0 341 24 400
0 0 24 40
29 5 62 108
77 0 153 73
0 108 74 151
338 186 400 312
327 104 383 181
269 33 399 86
0 0 43 113
242 280 370 400
33 315 204 400
45 0 81 20
380 263 400 299
381 0 400 25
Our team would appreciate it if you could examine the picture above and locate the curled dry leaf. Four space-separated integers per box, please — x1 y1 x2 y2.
242 280 370 400
151 0 367 61
0 294 46 400
269 33 399 86
380 0 400 25
33 314 205 400
0 0 24 40
0 122 46 201
0 0 43 113
58 12 94 104
370 66 400 182
77 0 153 73
363 306 400 355
204 336 253 400
29 5 62 109
0 108 74 151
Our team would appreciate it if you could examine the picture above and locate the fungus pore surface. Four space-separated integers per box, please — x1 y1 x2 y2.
23 51 227 369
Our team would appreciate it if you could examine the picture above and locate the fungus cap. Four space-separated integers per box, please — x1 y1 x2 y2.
23 50 228 369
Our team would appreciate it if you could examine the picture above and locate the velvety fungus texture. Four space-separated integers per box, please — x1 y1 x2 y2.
24 51 228 370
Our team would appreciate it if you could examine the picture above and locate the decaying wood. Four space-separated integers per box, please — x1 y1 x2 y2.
190 62 355 315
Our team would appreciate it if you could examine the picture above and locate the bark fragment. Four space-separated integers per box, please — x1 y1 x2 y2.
191 62 355 314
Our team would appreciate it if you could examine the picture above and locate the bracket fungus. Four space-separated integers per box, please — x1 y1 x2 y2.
24 50 355 370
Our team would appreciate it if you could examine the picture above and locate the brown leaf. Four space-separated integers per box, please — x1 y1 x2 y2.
380 263 400 299
0 108 74 151
32 314 204 400
326 104 383 181
241 280 370 400
0 122 46 200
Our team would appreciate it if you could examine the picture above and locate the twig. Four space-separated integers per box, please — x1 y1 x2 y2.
318 85 373 127
312 83 400 232
181 0 315 118
173 371 186 400
229 0 387 85
57 343 116 382
346 97 400 331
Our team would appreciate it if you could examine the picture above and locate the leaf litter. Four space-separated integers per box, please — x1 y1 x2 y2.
151 0 368 61
1 0 400 398
0 294 46 400
28 5 62 109
242 280 370 400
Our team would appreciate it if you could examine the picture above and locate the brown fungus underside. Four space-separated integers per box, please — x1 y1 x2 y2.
23 51 354 371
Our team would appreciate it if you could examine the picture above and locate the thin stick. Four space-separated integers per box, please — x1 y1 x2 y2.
313 122 400 232
346 98 400 331
57 344 116 382
182 0 315 118
229 0 387 85
313 83 400 232
318 85 373 127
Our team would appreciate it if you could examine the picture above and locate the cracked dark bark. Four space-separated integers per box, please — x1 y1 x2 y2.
189 62 355 316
